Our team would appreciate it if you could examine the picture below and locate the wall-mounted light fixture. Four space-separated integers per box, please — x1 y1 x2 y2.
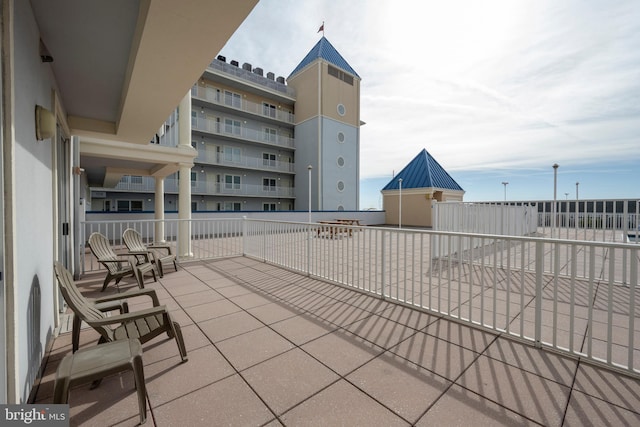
35 105 55 140
72 166 85 175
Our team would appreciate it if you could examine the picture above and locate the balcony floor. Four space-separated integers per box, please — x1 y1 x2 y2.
35 257 640 426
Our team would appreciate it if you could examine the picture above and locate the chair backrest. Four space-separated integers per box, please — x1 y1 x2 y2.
53 262 113 339
122 228 146 252
88 232 125 274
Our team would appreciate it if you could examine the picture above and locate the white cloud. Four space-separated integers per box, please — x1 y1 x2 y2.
221 0 640 185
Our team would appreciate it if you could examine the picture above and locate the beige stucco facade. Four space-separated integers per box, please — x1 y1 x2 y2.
383 187 464 227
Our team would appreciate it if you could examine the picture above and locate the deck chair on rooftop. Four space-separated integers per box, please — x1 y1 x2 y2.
54 262 188 362
88 232 156 291
123 228 177 278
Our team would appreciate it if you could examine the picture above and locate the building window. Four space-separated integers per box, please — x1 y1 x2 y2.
263 153 276 167
116 200 143 212
337 181 345 192
263 127 277 143
191 111 198 127
224 90 241 108
263 178 276 192
328 65 354 85
224 118 241 135
191 171 197 188
337 157 345 167
337 132 345 143
337 104 346 116
263 203 277 211
223 146 241 163
222 202 242 211
224 175 241 190
262 103 276 118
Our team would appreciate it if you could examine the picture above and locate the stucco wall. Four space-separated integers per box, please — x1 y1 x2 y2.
12 0 58 402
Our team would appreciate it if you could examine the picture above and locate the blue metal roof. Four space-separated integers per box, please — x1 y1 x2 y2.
382 149 464 191
288 37 360 79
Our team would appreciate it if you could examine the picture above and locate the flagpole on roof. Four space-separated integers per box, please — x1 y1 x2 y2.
318 21 324 36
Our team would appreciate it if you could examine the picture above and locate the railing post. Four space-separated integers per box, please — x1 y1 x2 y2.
534 240 544 348
307 223 312 277
381 230 386 299
242 216 247 256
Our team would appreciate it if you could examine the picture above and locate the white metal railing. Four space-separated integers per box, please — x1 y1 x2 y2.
192 85 295 124
79 218 640 377
192 117 294 148
195 150 294 173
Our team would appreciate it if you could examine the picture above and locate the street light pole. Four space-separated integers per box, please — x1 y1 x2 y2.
552 164 559 237
307 165 312 223
501 181 508 202
398 178 403 229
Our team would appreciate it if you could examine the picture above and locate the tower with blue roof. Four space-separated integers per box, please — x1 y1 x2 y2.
287 37 361 211
382 149 465 227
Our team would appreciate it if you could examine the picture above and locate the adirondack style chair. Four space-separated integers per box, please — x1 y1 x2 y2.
54 262 188 362
123 228 177 277
88 232 156 291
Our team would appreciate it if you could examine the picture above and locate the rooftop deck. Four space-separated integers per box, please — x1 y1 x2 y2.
34 256 640 426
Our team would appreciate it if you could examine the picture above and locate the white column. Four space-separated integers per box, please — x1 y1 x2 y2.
178 93 192 256
154 177 165 243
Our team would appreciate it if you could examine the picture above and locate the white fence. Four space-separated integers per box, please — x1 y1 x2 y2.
79 218 640 377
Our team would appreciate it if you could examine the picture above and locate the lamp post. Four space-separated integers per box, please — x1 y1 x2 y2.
552 164 559 237
501 181 508 202
575 181 580 234
398 178 403 229
307 165 312 223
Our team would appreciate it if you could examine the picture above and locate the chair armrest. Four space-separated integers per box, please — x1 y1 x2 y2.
94 287 160 306
88 305 168 326
126 250 154 263
148 244 173 255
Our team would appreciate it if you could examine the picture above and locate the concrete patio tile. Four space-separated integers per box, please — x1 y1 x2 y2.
173 289 225 308
152 374 274 427
216 326 295 371
347 354 452 424
183 298 242 323
164 306 194 327
241 348 340 415
377 304 440 331
198 310 264 343
163 281 212 297
483 336 578 386
423 318 497 353
387 330 481 381
415 384 538 426
456 355 571 426
229 291 275 309
144 345 234 406
246 302 299 325
270 314 337 345
307 301 374 328
563 388 640 426
280 379 409 426
573 362 640 411
345 314 422 350
301 329 385 376
214 283 256 298
201 276 238 289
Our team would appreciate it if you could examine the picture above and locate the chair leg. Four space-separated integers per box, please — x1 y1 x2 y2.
72 314 81 353
171 321 188 362
132 352 147 424
101 274 113 291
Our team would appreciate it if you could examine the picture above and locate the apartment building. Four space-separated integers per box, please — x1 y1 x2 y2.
90 37 362 212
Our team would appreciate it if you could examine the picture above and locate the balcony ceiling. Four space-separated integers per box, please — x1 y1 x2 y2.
30 0 258 185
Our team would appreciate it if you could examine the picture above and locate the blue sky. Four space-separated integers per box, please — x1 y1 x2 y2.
220 0 640 209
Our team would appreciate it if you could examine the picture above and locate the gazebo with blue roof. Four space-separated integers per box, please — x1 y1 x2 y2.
382 149 465 227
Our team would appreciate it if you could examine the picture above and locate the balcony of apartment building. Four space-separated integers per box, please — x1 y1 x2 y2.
192 83 295 126
195 148 295 174
33 214 640 425
100 175 295 199
192 115 295 149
